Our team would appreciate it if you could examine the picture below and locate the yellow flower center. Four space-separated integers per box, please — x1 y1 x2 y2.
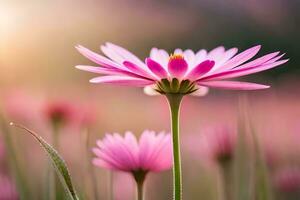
169 54 184 61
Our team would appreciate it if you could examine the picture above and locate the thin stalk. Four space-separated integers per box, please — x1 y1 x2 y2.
219 161 233 200
108 171 114 200
166 94 184 200
83 128 99 200
51 124 64 199
136 181 144 200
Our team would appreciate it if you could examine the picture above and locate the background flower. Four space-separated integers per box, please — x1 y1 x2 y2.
92 130 172 173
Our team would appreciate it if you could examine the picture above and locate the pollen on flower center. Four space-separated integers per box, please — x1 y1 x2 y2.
169 54 184 61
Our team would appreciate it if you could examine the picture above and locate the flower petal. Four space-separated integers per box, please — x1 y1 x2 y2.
150 48 169 69
76 65 152 79
234 52 280 70
198 81 270 90
89 75 154 86
143 85 161 96
123 61 156 80
105 42 147 68
183 49 195 67
168 56 188 78
146 58 168 79
194 49 208 65
200 59 288 81
75 65 119 74
191 86 209 96
76 45 124 69
185 60 215 80
215 45 261 72
207 46 225 62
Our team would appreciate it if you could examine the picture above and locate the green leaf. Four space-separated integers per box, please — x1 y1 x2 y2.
10 123 79 200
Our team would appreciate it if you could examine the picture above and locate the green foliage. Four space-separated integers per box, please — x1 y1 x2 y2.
10 123 79 200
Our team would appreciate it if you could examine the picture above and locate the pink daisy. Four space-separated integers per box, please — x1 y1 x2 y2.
76 43 288 95
92 130 172 174
0 174 18 200
273 167 300 193
92 130 172 200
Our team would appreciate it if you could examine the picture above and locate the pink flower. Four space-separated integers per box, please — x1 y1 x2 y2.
43 100 96 129
76 43 288 95
0 174 18 200
273 167 300 192
44 100 76 127
195 126 236 164
92 130 172 174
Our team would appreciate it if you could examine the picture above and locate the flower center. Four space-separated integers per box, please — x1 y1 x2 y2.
169 54 184 61
155 78 197 95
168 54 188 78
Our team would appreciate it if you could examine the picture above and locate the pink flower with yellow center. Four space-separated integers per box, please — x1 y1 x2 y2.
76 43 288 95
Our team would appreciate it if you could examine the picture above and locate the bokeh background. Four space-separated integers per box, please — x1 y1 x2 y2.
1 0 300 199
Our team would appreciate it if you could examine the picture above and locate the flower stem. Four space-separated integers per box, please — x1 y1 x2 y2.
134 171 146 200
166 94 184 200
137 181 144 200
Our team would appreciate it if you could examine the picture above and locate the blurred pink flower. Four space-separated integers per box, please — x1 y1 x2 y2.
92 130 172 173
76 42 288 94
2 90 42 123
0 174 18 200
43 100 96 129
187 126 236 164
273 167 300 192
44 100 76 127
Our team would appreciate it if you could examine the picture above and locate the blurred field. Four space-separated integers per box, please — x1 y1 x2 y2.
0 0 300 200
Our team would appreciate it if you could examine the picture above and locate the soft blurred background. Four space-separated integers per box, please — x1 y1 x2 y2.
0 0 300 199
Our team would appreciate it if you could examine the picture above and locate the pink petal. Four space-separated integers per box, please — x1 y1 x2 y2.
174 48 183 55
213 48 238 67
76 45 124 69
215 45 261 72
76 65 152 79
185 60 215 80
264 54 286 64
76 65 119 74
198 81 270 90
146 58 168 79
200 59 288 81
89 75 154 86
123 61 156 80
150 48 169 68
105 42 147 67
234 52 280 70
100 45 125 64
92 158 113 169
194 49 208 64
207 46 225 61
168 56 188 78
183 49 195 67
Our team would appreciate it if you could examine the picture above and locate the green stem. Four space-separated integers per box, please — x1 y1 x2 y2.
219 161 233 200
166 94 184 200
137 180 144 200
51 124 64 199
108 171 114 200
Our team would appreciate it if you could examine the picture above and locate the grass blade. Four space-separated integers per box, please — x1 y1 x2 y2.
10 123 79 200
